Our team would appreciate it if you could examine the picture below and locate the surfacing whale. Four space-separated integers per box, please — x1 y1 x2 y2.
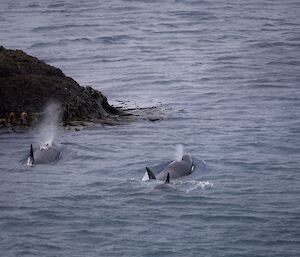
143 154 194 181
154 172 174 190
27 143 61 166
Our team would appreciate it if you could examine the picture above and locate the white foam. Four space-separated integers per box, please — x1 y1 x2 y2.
187 181 213 193
174 180 213 193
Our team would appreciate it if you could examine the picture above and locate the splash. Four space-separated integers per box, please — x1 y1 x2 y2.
174 180 213 193
36 101 62 148
175 144 184 161
184 181 213 193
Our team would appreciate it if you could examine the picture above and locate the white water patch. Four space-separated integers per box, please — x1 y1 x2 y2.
174 180 213 193
175 144 184 161
35 102 62 147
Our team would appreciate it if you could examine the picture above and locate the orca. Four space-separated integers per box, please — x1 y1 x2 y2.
27 142 61 166
27 144 35 166
143 167 157 181
143 154 194 181
165 172 170 183
154 173 175 190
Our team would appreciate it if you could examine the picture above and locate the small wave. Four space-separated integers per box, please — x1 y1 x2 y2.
59 38 92 44
170 10 215 19
47 3 65 8
29 209 70 220
14 243 62 256
72 155 104 162
62 194 103 201
95 35 132 44
252 41 300 48
85 181 106 188
32 24 98 32
30 42 59 49
30 38 92 49
267 60 300 66
27 3 40 8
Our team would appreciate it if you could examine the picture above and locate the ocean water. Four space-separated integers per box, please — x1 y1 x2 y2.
1 0 300 256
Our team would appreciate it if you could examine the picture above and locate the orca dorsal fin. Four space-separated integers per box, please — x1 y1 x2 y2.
165 173 170 184
146 167 156 180
27 144 35 166
30 144 34 162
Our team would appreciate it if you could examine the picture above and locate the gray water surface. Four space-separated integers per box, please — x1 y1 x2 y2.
1 0 300 256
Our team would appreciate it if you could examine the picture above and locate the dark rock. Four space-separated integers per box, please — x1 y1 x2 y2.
0 46 122 127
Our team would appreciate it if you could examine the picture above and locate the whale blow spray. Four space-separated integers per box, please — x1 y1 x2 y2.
36 101 62 148
175 144 184 161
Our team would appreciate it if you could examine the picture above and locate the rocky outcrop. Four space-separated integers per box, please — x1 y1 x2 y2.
0 46 122 127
